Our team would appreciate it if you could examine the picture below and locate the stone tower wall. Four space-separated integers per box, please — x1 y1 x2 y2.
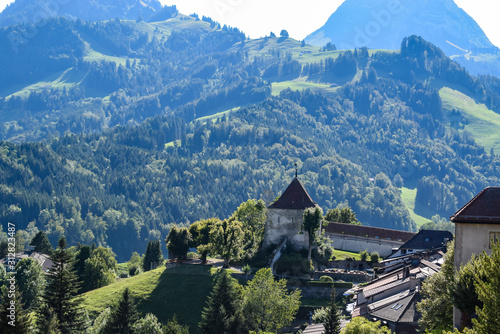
263 208 309 249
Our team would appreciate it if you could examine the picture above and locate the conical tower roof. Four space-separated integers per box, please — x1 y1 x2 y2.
268 177 316 210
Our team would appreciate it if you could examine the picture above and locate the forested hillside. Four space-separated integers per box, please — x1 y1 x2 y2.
1 9 500 260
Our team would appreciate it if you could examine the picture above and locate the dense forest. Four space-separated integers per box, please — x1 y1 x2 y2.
1 13 500 260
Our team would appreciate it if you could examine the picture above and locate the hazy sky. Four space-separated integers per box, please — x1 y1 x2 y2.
0 0 499 47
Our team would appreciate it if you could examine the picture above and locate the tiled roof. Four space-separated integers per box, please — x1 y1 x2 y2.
370 293 419 323
323 222 416 241
268 177 316 210
451 187 500 223
399 230 453 250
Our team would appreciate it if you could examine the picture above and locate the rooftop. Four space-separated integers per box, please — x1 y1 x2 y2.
268 177 317 210
399 230 453 251
451 187 500 223
323 222 416 242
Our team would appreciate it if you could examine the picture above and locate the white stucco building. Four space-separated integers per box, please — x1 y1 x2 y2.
450 187 500 329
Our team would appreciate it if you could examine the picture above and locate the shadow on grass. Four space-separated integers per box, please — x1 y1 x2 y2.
138 264 214 334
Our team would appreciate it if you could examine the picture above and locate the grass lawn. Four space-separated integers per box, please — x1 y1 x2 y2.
440 87 500 153
332 249 362 261
400 187 431 229
79 264 214 333
271 80 339 96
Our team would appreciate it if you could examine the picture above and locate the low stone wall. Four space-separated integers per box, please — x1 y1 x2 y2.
289 285 351 299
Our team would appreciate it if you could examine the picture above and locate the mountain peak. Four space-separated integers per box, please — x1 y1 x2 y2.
306 0 496 56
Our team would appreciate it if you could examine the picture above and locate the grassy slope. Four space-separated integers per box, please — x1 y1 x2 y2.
6 16 212 98
332 249 362 261
400 187 431 229
440 87 500 153
79 265 214 333
271 80 339 96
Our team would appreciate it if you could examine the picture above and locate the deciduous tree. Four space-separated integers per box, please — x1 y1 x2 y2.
209 219 244 267
166 226 191 261
15 258 45 310
341 317 391 333
189 219 216 263
417 240 454 332
241 268 301 333
303 207 323 262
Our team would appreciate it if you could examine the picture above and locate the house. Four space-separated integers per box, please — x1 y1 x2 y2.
263 176 319 250
323 222 416 257
0 250 53 273
352 257 441 334
450 186 500 328
388 230 453 258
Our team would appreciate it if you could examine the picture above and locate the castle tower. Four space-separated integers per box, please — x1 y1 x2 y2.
263 177 319 249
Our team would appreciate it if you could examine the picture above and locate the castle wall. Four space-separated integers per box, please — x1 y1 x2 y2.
263 208 309 249
325 233 405 257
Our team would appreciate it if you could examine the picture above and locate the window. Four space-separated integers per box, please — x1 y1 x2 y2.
489 232 500 249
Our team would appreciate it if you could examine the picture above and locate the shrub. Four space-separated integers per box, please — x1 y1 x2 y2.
360 250 369 262
319 275 334 283
275 253 310 276
187 252 199 260
242 264 251 274
312 307 328 323
370 251 380 263
313 243 334 264
128 263 141 276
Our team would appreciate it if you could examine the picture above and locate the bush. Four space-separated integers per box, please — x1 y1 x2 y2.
275 253 310 276
360 250 369 262
242 264 251 274
313 243 334 264
370 251 380 263
319 276 334 283
128 263 141 276
312 307 328 323
187 252 199 260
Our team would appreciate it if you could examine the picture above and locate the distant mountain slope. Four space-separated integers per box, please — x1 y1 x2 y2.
0 0 176 26
306 0 497 57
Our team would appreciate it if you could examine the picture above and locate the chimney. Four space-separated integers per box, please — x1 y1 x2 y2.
409 273 418 291
402 266 410 279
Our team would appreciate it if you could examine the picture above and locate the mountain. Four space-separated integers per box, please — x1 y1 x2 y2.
306 0 495 54
0 0 175 26
305 0 500 76
2 2 500 260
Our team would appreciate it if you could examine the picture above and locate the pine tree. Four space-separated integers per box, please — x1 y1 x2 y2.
143 240 163 272
199 270 242 334
29 231 53 255
36 304 61 334
0 286 32 333
323 287 341 334
105 288 139 334
38 236 82 334
164 314 189 334
473 242 500 334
